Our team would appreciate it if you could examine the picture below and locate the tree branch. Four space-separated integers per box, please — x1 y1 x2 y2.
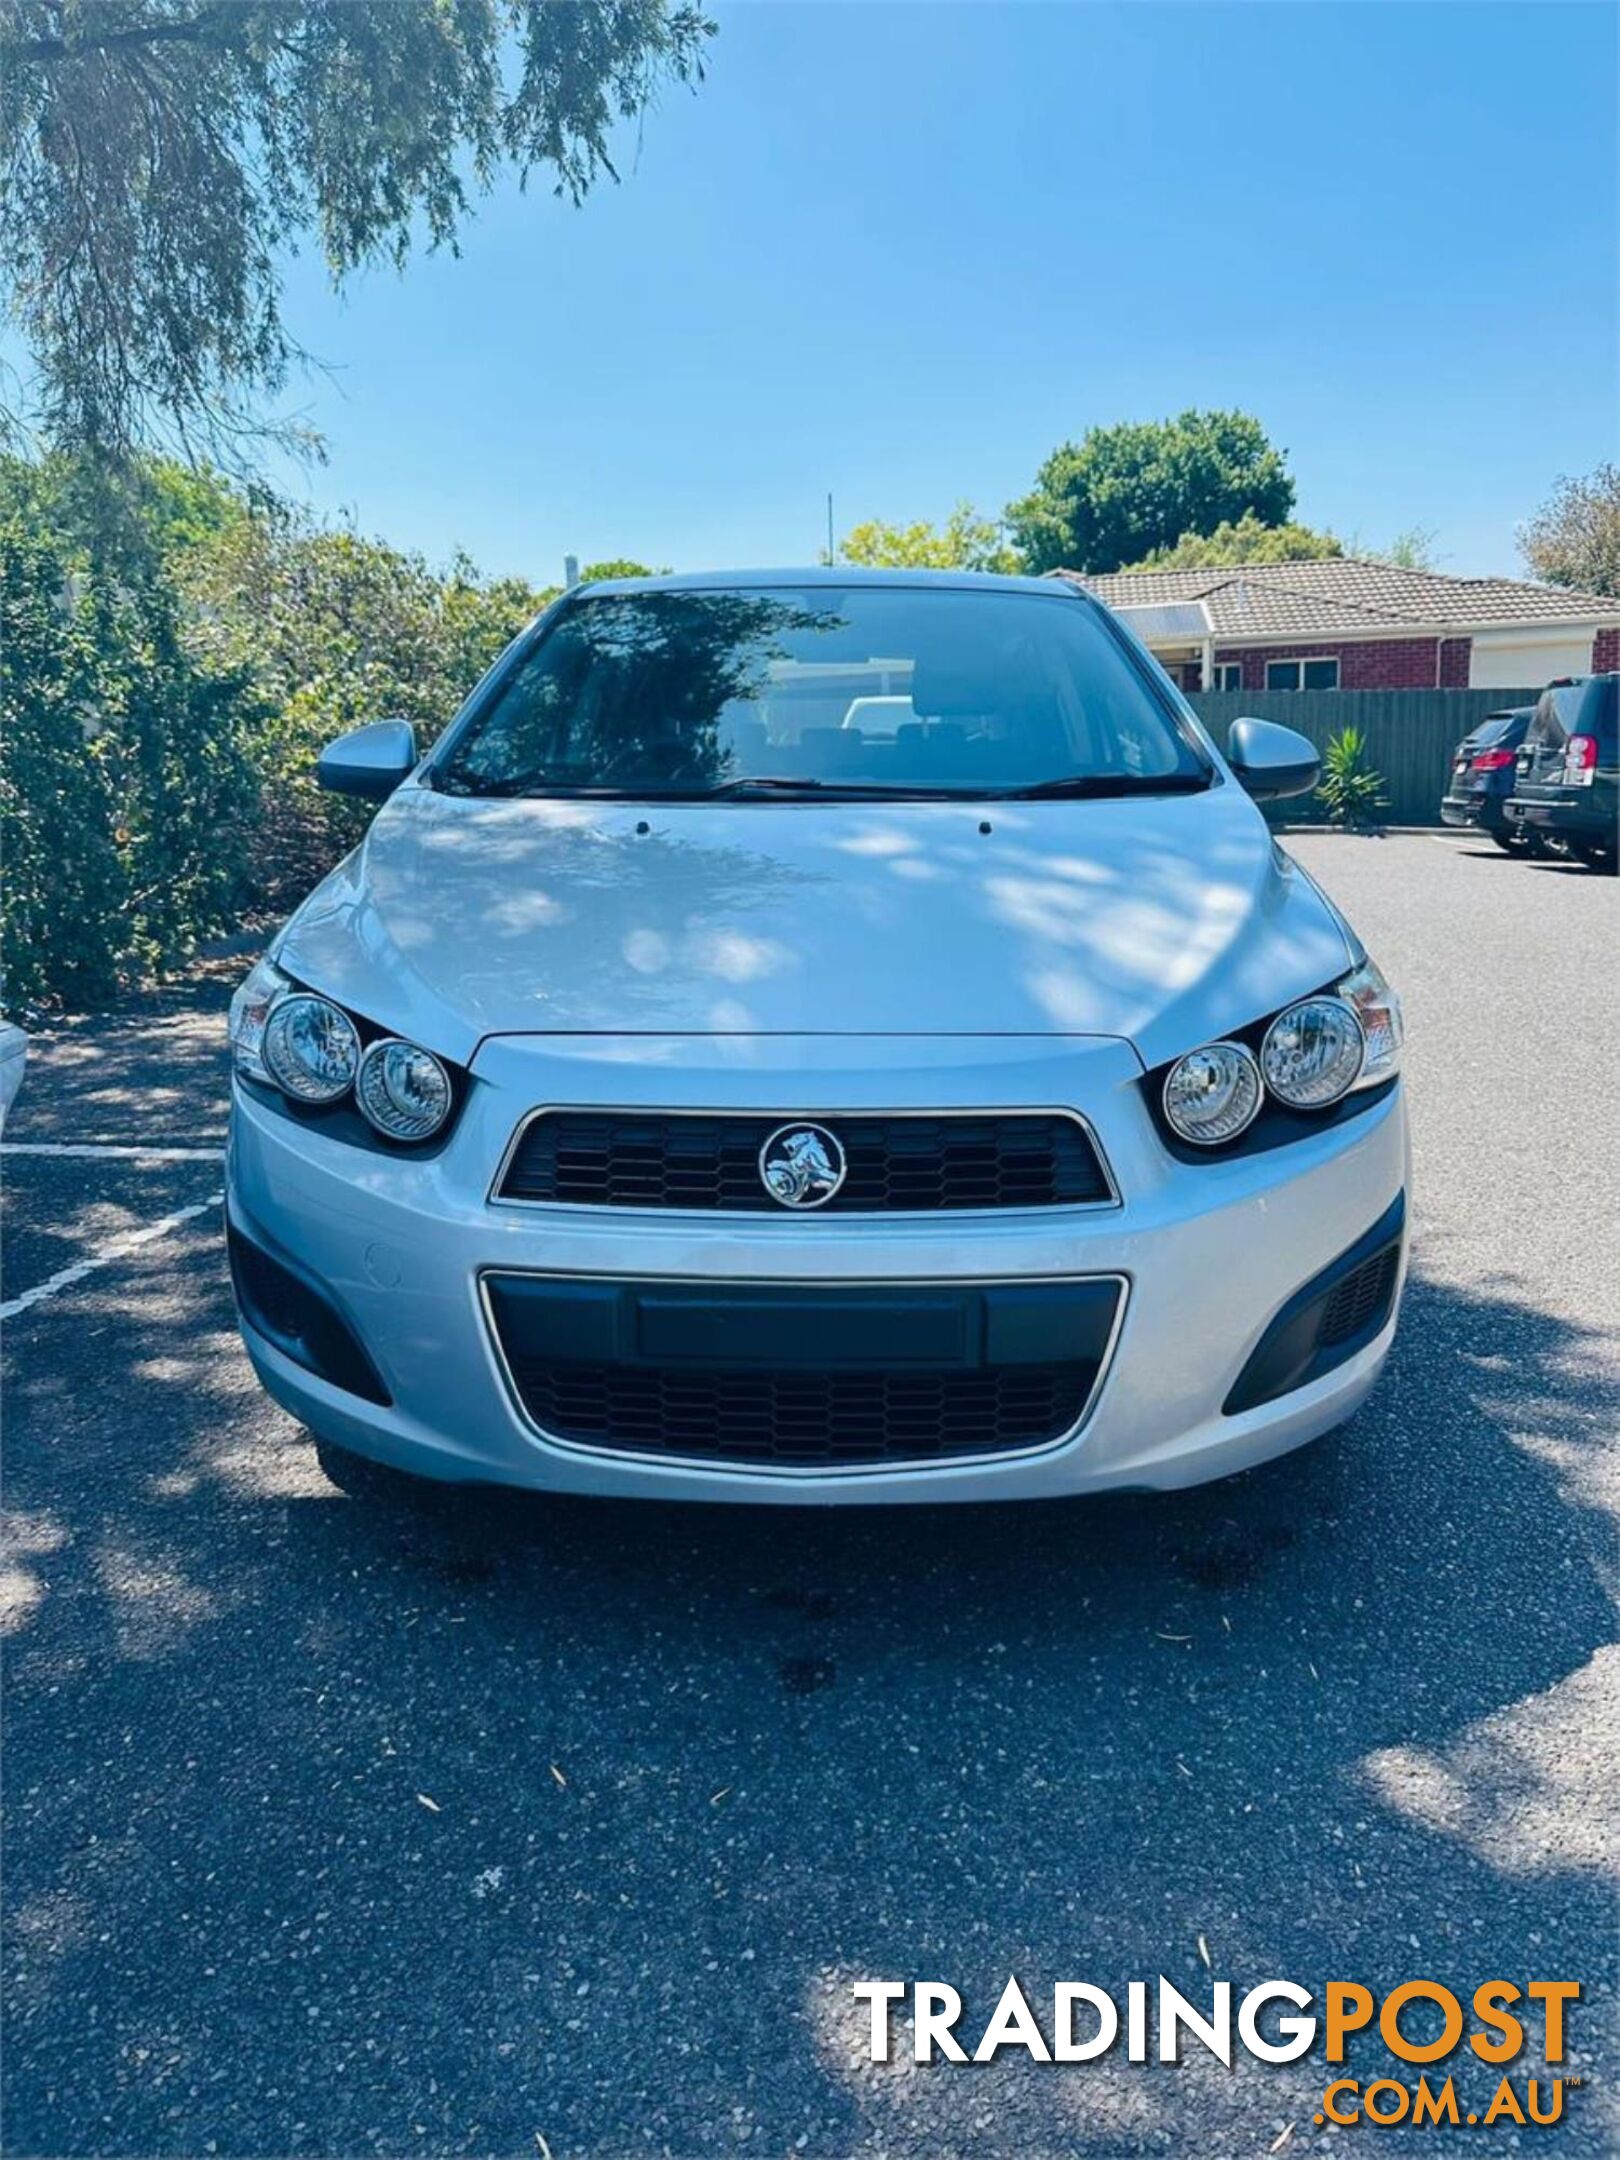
4 9 235 66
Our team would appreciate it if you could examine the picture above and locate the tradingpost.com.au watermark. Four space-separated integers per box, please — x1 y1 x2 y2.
852 1975 1584 2130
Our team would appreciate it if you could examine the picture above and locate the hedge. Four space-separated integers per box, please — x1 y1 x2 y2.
0 457 557 1013
0 519 263 1009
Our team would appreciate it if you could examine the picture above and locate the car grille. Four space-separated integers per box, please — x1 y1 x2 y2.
502 1356 1095 1468
496 1110 1112 1212
1320 1243 1401 1346
483 1271 1123 1471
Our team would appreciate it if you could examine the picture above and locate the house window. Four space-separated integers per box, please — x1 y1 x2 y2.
1212 661 1243 692
1265 657 1340 691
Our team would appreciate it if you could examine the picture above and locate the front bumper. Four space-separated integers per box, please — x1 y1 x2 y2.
227 1033 1410 1503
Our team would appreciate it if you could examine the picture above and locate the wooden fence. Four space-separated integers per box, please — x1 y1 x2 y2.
1186 687 1545 826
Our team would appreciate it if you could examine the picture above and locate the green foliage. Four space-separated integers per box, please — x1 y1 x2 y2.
0 1 714 460
0 451 664 1006
1124 513 1342 572
1006 410 1296 576
1339 526 1442 570
1519 465 1620 597
836 504 1021 575
1318 725 1389 830
577 559 662 584
175 510 551 902
1373 526 1440 571
0 506 263 1009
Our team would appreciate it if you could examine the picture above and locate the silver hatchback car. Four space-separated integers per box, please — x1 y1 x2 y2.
227 570 1407 1503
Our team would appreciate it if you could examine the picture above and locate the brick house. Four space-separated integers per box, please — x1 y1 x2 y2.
1060 559 1620 693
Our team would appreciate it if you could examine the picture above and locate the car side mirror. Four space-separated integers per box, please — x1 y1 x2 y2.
1227 716 1320 801
316 719 418 802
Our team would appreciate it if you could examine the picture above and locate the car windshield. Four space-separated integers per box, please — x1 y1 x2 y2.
432 585 1212 800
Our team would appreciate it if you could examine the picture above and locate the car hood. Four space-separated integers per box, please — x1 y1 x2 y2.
276 783 1356 1068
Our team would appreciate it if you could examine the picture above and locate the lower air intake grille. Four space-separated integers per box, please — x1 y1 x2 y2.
483 1273 1123 1470
1320 1244 1401 1346
1222 1192 1405 1416
503 1357 1094 1469
496 1111 1112 1212
228 1221 390 1406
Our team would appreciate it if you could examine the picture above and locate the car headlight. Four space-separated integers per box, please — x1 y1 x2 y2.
355 1037 453 1141
1162 1040 1264 1146
262 993 361 1104
1337 958 1402 1091
228 957 290 1085
1261 996 1365 1108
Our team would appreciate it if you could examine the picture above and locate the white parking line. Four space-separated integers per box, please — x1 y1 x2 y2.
0 1191 224 1322
1 1142 224 1160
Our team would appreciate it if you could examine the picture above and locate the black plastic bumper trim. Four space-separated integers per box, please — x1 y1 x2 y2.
482 1273 1124 1374
481 1271 1128 1471
1222 1191 1405 1416
228 1218 391 1406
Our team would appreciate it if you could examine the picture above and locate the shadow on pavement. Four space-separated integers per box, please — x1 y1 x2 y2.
6 967 242 1145
3 1233 1615 2155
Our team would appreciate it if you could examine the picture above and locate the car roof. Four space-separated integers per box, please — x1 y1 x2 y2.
574 565 1086 602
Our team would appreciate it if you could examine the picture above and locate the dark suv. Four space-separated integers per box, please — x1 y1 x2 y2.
1504 674 1618 872
1440 706 1535 851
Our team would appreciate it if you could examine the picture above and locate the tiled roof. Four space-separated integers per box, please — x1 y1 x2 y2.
1062 559 1620 638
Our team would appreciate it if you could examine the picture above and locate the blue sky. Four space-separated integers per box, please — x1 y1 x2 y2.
263 1 1615 585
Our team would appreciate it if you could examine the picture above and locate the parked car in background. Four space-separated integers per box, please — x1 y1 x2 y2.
1439 705 1535 852
0 1021 26 1130
1504 674 1618 872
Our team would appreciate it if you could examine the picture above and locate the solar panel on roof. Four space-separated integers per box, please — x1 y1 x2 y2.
1110 601 1211 643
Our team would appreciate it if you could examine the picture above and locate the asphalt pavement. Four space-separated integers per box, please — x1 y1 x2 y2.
3 833 1616 2158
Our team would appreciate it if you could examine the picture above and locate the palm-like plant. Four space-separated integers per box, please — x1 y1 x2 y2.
1318 725 1388 829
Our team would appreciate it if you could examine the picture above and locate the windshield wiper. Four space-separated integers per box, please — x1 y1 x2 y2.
440 772 1213 804
991 771 1215 801
677 777 984 802
440 775 987 800
699 775 830 796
